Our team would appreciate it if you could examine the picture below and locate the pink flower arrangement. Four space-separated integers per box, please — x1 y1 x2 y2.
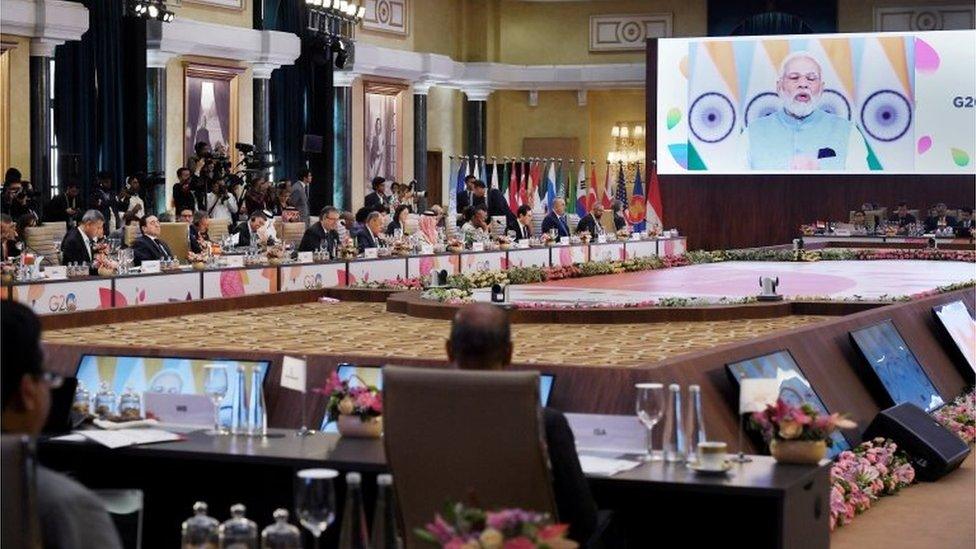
750 399 856 445
829 438 915 530
352 276 425 290
313 371 382 424
416 503 577 549
934 389 976 445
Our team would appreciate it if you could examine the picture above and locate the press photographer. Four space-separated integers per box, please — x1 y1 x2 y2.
205 177 238 222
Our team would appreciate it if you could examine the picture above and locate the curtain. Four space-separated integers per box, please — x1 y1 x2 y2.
54 40 95 199
185 79 202 156
213 80 231 149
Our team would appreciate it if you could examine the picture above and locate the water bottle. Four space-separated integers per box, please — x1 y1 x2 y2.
260 509 301 549
338 472 370 549
685 385 706 464
219 504 257 549
662 383 686 463
231 365 249 435
371 474 398 549
181 501 219 549
247 366 267 437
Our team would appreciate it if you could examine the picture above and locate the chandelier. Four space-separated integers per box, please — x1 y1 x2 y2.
607 122 646 165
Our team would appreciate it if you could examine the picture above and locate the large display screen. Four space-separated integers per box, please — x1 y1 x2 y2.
726 350 849 457
320 365 555 432
933 300 976 374
849 321 945 412
657 30 976 174
76 354 269 425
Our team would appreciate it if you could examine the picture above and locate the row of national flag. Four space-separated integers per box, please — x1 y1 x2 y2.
448 156 663 229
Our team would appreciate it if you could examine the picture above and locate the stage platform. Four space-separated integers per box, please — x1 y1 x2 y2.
473 260 975 306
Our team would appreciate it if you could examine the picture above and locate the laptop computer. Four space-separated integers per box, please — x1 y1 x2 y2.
320 365 556 432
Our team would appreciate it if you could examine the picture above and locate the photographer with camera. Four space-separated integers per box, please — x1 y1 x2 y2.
2 178 29 221
188 141 211 175
173 168 198 214
205 177 238 223
90 171 119 231
47 180 83 226
118 174 146 221
244 174 273 218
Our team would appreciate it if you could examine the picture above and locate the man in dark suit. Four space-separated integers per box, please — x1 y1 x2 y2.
298 206 342 256
455 175 476 214
447 303 601 546
924 202 957 232
60 210 104 273
188 211 210 255
290 169 312 225
46 181 83 226
888 202 917 228
955 207 973 238
232 211 276 248
506 205 533 240
364 177 388 212
540 198 571 238
575 203 606 236
131 215 174 266
356 211 384 253
90 171 118 228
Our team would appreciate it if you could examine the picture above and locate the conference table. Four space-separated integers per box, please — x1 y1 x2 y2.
5 237 687 316
39 423 828 549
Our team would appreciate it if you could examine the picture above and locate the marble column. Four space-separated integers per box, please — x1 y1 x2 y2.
29 39 59 201
333 71 355 211
412 83 431 209
252 63 277 180
463 88 491 159
146 50 173 215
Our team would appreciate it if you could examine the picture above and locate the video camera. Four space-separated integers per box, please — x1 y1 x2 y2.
223 142 281 190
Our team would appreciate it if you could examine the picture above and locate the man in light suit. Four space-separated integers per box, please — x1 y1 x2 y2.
290 169 312 225
131 215 175 266
540 197 571 238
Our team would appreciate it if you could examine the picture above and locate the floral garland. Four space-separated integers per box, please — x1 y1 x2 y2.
934 389 976 445
685 248 975 264
830 438 915 530
417 503 576 549
351 277 425 290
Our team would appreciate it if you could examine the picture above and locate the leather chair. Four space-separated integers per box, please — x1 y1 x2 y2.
1 435 41 548
383 366 557 548
159 222 189 261
25 223 67 265
281 222 306 246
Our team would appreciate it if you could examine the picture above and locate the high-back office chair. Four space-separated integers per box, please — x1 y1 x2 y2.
383 366 557 549
25 223 67 265
206 221 230 244
281 222 306 246
159 223 189 260
1 435 42 548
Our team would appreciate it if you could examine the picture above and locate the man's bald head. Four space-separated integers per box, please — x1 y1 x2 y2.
447 303 513 370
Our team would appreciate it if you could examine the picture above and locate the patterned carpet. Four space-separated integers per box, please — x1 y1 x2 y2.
43 302 828 367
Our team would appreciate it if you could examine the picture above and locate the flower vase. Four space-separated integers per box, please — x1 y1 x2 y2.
337 414 383 438
770 439 827 465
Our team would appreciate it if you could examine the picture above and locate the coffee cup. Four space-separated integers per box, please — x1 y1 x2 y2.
697 441 727 470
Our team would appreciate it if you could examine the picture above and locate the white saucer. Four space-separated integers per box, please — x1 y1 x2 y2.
687 461 733 475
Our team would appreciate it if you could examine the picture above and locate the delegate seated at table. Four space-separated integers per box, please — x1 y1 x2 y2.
232 211 276 248
2 302 123 549
60 210 105 274
888 203 917 229
924 203 957 233
576 203 607 236
131 215 174 266
955 208 973 238
357 211 384 253
446 303 600 546
298 206 342 256
541 198 571 238
506 205 533 240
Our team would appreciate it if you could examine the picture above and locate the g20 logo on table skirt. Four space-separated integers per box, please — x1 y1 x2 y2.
303 274 324 289
48 293 78 312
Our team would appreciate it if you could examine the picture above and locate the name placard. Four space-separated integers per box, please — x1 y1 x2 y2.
420 243 434 255
472 242 485 252
141 260 161 273
44 266 67 280
224 256 245 268
597 234 607 244
364 247 378 259
297 251 314 264
517 239 530 249
559 236 570 245
629 233 641 241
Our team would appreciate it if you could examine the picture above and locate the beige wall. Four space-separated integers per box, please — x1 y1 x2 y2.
357 0 463 57
426 86 465 204
837 0 971 32
171 1 252 28
1 35 31 180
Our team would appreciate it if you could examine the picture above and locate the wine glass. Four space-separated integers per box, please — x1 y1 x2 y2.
295 468 338 549
635 383 665 462
203 365 229 435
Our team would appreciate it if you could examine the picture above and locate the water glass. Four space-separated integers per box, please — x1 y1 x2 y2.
204 365 229 435
635 383 665 462
295 469 338 549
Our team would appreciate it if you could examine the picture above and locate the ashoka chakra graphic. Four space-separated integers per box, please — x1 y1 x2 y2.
689 92 736 143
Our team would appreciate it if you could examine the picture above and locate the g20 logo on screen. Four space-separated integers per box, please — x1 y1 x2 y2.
48 293 78 312
953 96 975 108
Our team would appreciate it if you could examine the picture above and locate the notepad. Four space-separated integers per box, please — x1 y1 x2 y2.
77 428 182 449
577 455 642 476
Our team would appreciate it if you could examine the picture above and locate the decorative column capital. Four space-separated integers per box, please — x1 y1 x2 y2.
29 38 61 57
251 62 279 80
412 82 434 95
462 87 493 102
333 70 358 88
146 49 177 69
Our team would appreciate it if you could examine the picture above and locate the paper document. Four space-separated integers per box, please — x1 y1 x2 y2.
77 428 182 449
281 356 307 393
578 455 642 477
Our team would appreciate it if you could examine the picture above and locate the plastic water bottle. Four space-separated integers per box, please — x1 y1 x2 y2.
219 504 257 548
685 385 707 463
231 366 249 435
338 472 369 549
247 366 266 437
181 501 218 549
662 383 686 463
260 509 301 549
371 474 399 549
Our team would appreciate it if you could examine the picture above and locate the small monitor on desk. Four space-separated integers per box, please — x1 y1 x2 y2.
320 365 555 432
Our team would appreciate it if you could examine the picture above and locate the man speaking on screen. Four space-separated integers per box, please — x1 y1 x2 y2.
740 51 870 171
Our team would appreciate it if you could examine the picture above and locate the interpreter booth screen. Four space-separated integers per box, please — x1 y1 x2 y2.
656 30 976 174
320 365 555 432
76 354 269 426
726 350 849 457
849 321 945 413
